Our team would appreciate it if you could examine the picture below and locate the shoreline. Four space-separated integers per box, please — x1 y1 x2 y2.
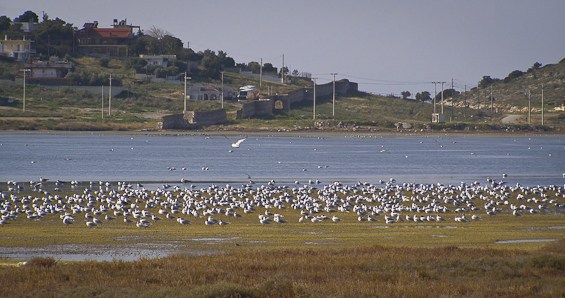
1 128 564 138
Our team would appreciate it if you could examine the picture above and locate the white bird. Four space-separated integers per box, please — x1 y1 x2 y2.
177 217 191 225
136 221 150 228
62 216 74 225
259 215 271 224
205 216 218 225
231 138 247 148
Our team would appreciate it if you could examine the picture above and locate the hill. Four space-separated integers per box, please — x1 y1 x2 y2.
449 58 565 126
1 55 564 133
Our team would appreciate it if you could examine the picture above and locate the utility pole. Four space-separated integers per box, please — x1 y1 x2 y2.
477 86 481 111
312 78 317 120
281 54 285 84
440 81 446 115
528 88 531 125
451 78 454 121
490 86 493 113
259 58 263 89
432 82 438 115
541 83 544 126
101 85 104 119
221 71 224 109
464 84 467 119
331 73 337 117
108 73 112 116
21 69 30 112
184 72 190 113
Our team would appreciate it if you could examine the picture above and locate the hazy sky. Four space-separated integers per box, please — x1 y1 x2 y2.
3 0 564 96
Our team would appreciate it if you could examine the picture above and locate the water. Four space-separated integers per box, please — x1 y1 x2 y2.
1 132 564 187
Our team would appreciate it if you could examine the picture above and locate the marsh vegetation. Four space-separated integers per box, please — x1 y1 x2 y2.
1 180 564 296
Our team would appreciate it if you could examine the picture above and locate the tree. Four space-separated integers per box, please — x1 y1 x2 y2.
444 89 459 98
1 21 24 39
415 91 431 102
176 47 196 61
99 57 110 68
127 57 148 73
33 17 75 57
161 35 183 55
145 25 169 40
433 89 459 101
478 76 497 88
279 66 289 76
248 61 260 73
129 34 151 55
263 63 276 73
0 16 11 33
14 10 39 23
144 26 172 55
527 62 542 73
401 91 411 99
504 70 523 83
216 50 235 68
198 49 222 79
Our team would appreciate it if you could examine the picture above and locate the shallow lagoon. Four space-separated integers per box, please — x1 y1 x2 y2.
1 132 564 187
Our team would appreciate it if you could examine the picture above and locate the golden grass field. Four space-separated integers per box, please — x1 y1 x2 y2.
0 183 564 297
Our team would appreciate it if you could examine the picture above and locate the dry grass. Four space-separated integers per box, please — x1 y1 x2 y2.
1 242 564 297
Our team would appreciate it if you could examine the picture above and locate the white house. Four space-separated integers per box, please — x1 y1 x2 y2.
28 57 73 79
189 85 235 101
139 54 176 67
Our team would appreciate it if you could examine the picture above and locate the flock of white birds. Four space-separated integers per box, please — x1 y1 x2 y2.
1 177 564 228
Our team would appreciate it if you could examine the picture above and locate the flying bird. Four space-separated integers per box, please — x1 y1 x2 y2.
231 138 247 148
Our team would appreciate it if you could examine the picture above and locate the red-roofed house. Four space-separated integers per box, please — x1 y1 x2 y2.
76 19 139 57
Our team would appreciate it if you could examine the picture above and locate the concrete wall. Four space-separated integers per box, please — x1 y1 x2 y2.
278 79 357 107
236 99 274 119
285 89 307 105
254 99 273 116
236 101 255 119
161 109 227 129
304 79 356 101
186 109 227 126
161 114 190 129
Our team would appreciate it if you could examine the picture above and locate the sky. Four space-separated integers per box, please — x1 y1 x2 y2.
2 0 564 96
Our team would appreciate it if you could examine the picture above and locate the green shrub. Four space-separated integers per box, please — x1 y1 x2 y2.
99 57 110 68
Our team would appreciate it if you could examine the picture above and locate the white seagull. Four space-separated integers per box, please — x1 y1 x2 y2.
231 138 247 148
